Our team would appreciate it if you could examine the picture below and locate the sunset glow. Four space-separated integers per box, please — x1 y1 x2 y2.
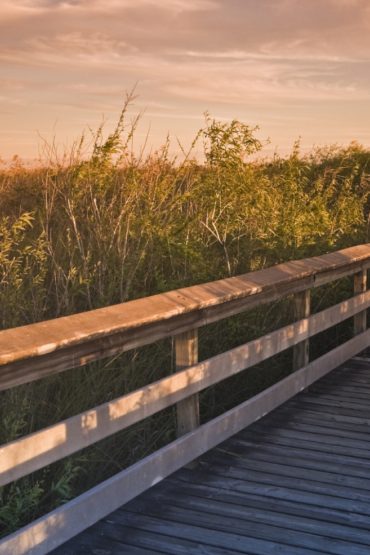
1 0 370 159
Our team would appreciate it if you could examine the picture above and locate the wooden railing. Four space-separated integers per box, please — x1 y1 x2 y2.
1 244 370 554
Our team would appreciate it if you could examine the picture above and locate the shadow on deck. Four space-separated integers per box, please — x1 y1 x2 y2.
55 356 370 555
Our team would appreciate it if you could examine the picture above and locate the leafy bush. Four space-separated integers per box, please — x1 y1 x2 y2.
0 103 369 536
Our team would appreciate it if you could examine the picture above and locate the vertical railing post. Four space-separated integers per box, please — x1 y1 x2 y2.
175 329 200 436
354 269 367 335
293 289 311 371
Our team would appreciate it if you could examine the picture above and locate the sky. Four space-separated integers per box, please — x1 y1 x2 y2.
1 0 370 160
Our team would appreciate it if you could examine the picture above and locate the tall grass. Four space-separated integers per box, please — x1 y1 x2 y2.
0 101 369 536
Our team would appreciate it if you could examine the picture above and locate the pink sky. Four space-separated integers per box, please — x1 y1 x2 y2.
1 0 370 160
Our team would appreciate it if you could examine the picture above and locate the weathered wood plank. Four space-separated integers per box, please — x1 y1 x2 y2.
274 402 370 427
309 383 370 400
287 397 370 417
215 442 370 480
354 269 367 335
311 391 370 408
227 436 370 473
201 455 370 503
293 392 370 410
326 374 366 386
241 427 370 459
257 408 370 439
320 374 370 387
163 478 370 537
274 410 370 435
175 330 199 437
2 292 370 487
175 465 370 518
124 497 370 555
108 509 321 555
95 522 237 555
55 527 169 555
342 357 370 369
1 244 370 390
244 421 370 452
204 450 370 492
292 289 310 370
1 330 368 555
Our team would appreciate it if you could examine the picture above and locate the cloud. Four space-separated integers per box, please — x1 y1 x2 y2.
1 0 216 18
2 0 370 57
0 0 369 158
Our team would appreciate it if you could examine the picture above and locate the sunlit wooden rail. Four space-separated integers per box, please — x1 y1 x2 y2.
1 244 370 554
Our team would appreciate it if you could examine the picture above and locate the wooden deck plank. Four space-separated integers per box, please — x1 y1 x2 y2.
59 535 164 555
253 415 370 442
267 411 370 435
173 466 370 528
322 360 370 373
175 465 370 517
249 417 370 445
105 510 324 555
287 394 370 412
53 524 202 555
323 367 370 380
125 494 370 555
201 451 370 491
89 522 246 555
239 428 370 460
318 367 370 382
308 369 370 384
233 433 370 470
285 399 370 420
241 423 370 452
120 503 370 555
54 356 370 554
214 444 370 480
225 436 370 474
196 458 370 506
267 409 370 436
164 477 370 535
319 375 370 387
258 413 369 443
301 386 370 402
271 404 370 426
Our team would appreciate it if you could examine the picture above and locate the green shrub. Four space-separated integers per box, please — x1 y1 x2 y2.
0 104 369 536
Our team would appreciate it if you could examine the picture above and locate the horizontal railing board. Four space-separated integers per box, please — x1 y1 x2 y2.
1 329 369 555
0 276 314 392
2 290 370 487
1 244 370 391
313 264 368 286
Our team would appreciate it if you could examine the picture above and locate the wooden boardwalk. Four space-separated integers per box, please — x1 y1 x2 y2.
2 245 370 554
55 356 370 555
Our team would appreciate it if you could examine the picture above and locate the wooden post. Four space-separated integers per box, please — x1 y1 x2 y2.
175 329 200 436
354 269 367 335
292 289 311 371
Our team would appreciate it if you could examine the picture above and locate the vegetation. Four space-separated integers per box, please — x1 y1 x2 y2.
1 98 369 536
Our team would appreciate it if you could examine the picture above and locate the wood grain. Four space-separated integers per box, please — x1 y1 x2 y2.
2 290 370 487
293 289 311 370
1 244 370 390
354 269 367 335
1 329 369 555
175 330 200 437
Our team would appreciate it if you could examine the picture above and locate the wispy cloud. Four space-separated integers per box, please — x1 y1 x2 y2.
0 0 369 158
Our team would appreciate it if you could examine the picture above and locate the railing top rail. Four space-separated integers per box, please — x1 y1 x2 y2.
1 244 370 390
